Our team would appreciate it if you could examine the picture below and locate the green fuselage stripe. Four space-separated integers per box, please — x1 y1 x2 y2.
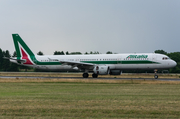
29 60 160 65
82 60 159 64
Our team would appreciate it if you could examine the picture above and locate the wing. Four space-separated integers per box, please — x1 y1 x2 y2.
59 60 95 70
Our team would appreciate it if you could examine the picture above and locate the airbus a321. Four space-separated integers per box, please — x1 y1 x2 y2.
6 34 177 79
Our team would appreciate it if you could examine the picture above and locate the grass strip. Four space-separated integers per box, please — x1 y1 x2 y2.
0 81 180 118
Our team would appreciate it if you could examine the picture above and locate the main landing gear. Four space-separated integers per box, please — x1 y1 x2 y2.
92 73 98 78
82 73 98 78
154 69 158 79
83 73 89 78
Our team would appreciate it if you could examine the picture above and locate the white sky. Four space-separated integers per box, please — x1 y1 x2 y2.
0 0 180 55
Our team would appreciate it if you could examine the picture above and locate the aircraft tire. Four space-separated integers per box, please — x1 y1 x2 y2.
83 73 89 78
92 73 98 78
154 75 158 79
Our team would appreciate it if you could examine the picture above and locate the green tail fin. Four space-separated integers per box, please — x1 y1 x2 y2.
12 34 35 59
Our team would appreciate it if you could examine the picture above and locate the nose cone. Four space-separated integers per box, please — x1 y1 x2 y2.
171 60 177 68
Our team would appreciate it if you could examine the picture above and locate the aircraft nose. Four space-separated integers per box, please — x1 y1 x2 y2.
171 60 177 67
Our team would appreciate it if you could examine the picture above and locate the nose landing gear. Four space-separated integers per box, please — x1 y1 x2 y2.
154 69 158 79
154 75 158 79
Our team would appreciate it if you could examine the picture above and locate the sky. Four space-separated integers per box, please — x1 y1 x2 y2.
0 0 180 55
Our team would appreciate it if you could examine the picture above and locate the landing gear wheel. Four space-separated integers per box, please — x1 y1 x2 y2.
154 69 158 79
154 75 158 79
92 73 98 78
83 73 89 78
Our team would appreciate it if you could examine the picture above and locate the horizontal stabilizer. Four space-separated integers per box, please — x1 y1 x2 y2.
3 57 26 63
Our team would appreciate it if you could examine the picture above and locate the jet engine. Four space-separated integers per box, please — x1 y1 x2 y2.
93 66 110 75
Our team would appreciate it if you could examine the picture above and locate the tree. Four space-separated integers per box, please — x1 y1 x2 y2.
2 50 11 71
106 51 113 54
54 51 65 55
90 51 93 54
167 52 180 73
155 50 167 55
167 52 180 63
37 51 44 55
169 64 180 73
12 51 17 57
88 51 99 54
66 51 69 55
94 51 99 54
70 52 82 55
9 62 19 71
85 52 89 55
7 51 19 71
0 49 3 70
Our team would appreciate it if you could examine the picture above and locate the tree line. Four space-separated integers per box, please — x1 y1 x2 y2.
0 49 19 71
37 51 109 55
0 48 180 73
154 50 180 73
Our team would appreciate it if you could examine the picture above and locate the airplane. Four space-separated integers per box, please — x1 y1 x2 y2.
6 34 177 79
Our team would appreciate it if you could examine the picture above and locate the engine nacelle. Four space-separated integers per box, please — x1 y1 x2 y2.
109 70 122 75
93 66 110 75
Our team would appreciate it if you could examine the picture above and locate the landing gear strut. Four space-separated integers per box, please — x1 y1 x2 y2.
154 69 158 79
83 73 89 78
92 73 98 78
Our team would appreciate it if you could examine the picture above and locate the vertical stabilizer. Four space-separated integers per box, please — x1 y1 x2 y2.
12 34 35 65
12 34 34 58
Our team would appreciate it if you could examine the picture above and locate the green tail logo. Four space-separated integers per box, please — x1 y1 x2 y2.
12 34 35 65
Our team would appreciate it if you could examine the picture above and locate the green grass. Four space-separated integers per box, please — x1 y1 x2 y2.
0 82 180 118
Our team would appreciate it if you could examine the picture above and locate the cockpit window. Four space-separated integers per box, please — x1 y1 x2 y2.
162 57 170 60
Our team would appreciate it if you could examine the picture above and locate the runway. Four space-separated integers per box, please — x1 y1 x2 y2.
0 76 180 81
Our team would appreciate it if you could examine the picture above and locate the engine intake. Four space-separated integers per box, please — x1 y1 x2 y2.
93 66 110 75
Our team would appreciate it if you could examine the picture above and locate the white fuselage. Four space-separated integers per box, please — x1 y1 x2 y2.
17 53 176 71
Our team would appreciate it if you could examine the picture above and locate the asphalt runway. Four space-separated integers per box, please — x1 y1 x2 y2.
0 76 180 81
